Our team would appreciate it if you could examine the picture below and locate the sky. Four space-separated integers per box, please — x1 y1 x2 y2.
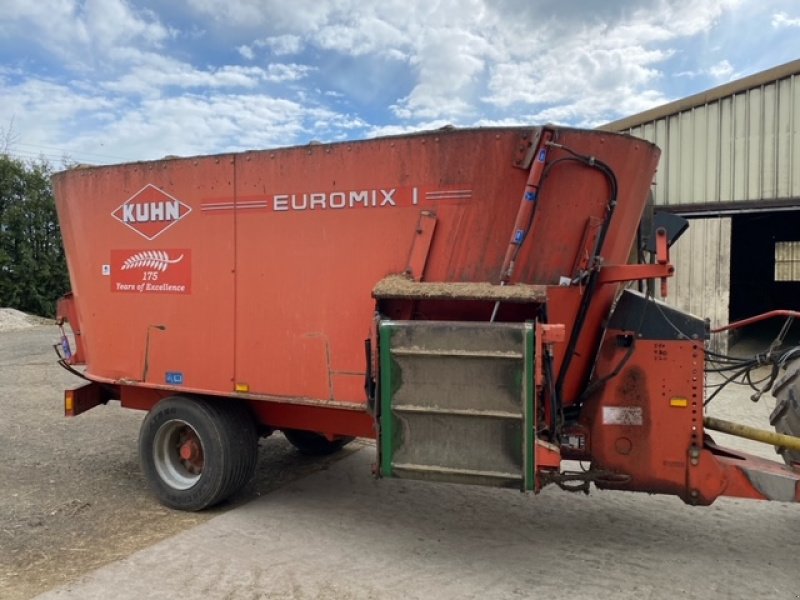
0 0 798 165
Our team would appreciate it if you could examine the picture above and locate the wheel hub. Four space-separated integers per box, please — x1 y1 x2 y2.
153 420 204 490
179 436 201 463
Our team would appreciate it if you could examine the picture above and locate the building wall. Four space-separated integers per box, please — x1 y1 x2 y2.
603 61 800 350
658 217 730 351
625 73 800 208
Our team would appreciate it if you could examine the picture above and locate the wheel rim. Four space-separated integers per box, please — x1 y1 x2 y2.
153 419 204 490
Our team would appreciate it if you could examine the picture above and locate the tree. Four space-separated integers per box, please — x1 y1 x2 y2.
0 155 69 317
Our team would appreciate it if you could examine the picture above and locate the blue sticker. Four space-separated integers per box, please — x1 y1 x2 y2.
538 148 547 162
166 371 184 385
525 191 537 202
513 229 526 244
60 335 72 360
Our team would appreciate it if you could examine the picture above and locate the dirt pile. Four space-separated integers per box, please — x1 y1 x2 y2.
0 308 51 332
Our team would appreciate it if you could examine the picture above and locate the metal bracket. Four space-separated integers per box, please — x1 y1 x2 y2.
405 211 437 281
513 128 543 170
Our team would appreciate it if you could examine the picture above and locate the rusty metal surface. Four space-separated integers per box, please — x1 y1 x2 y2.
581 334 704 500
54 126 660 434
404 211 437 281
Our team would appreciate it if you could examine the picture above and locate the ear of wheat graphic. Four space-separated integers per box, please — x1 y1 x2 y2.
121 251 185 272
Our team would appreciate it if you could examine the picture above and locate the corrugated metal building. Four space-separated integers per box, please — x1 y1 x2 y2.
601 59 800 349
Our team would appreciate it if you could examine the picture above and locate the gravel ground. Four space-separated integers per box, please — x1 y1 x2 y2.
1 323 798 599
0 325 357 600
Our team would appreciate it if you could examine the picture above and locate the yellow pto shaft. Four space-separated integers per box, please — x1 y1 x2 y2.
704 416 800 453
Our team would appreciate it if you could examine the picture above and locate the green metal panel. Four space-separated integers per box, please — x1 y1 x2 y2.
378 320 536 490
379 321 395 478
523 323 535 491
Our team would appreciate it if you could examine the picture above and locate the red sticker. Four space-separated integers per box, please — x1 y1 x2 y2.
110 249 191 294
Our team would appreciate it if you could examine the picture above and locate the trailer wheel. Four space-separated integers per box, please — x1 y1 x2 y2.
283 429 354 456
139 396 258 511
770 357 800 466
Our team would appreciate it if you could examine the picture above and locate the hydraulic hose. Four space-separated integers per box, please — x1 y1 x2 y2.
548 148 619 408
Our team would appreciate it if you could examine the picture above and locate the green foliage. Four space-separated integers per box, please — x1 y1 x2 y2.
0 155 69 317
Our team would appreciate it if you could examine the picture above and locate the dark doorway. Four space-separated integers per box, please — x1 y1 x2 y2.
729 210 800 347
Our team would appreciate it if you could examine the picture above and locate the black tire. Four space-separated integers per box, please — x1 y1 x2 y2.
283 429 354 456
139 396 258 511
770 356 800 466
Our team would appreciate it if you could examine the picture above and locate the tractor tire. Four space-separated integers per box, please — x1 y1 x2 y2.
283 429 354 456
770 357 800 466
139 396 258 511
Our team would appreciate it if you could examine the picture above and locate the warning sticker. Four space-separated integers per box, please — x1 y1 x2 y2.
602 406 644 426
110 249 191 294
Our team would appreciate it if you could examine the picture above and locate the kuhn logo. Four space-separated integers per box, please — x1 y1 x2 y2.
111 184 191 240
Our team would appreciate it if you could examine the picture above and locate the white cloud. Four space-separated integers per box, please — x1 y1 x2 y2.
185 0 337 31
474 0 739 124
73 93 363 159
1 0 774 164
264 63 314 82
772 11 800 28
675 59 737 82
182 0 741 123
390 26 505 119
256 35 304 56
102 59 265 96
97 53 313 97
3 78 119 123
314 16 409 58
708 59 735 80
184 0 270 27
530 88 669 128
84 95 312 157
237 45 255 60
661 0 742 36
1 73 363 162
0 77 123 162
0 0 170 68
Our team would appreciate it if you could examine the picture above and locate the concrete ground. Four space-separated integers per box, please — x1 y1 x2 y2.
0 324 357 599
35 447 800 600
4 320 799 600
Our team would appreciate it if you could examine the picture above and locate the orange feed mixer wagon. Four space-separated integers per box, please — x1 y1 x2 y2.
53 126 800 511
